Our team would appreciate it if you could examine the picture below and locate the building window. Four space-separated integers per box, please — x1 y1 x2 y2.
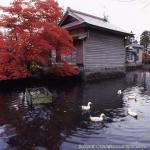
62 52 77 64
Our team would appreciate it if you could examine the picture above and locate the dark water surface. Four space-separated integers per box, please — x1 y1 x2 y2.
0 71 150 150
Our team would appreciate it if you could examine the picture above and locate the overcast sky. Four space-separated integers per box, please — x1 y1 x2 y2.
1 0 150 41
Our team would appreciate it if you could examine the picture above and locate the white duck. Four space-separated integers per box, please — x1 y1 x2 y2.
128 108 138 118
90 113 106 122
128 95 136 100
117 90 122 95
81 102 92 111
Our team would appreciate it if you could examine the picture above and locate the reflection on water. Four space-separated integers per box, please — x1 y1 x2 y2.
0 71 150 149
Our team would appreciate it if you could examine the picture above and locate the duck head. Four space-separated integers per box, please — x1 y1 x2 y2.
88 102 92 106
100 113 106 118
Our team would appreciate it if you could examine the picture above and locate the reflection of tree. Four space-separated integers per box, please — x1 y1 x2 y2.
8 104 60 149
0 92 22 124
8 86 84 150
0 99 10 123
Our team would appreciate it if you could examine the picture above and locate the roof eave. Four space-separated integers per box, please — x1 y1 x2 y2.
61 21 133 37
59 7 84 26
61 22 85 30
85 23 133 36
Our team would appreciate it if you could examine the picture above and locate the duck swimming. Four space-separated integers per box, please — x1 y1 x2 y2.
90 113 106 122
128 108 138 118
81 102 92 111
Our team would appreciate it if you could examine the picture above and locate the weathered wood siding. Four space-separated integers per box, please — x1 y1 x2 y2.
84 29 126 71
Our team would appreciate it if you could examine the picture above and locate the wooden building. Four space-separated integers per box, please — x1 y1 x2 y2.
60 8 133 80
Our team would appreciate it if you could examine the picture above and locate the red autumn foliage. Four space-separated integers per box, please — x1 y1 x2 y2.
0 0 76 81
52 62 78 77
0 35 30 80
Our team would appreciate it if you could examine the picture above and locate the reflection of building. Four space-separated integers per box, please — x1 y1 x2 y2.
60 7 132 80
126 43 144 67
125 71 149 89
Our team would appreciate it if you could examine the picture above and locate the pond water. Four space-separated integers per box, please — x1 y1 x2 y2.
0 70 150 150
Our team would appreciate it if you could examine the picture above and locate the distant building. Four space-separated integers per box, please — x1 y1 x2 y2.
60 8 132 80
126 43 144 67
142 43 150 64
147 43 150 53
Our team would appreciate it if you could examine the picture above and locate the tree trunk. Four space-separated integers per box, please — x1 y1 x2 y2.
56 52 61 62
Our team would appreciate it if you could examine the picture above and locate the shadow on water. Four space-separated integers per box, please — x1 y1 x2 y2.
0 71 150 149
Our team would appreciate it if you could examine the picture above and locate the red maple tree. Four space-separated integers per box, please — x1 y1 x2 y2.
0 0 76 80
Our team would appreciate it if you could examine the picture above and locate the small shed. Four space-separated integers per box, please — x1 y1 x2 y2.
60 8 133 80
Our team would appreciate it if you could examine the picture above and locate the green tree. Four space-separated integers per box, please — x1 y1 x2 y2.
140 31 150 51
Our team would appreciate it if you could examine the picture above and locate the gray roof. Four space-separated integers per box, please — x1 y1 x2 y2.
60 7 133 36
131 43 144 49
126 43 144 51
